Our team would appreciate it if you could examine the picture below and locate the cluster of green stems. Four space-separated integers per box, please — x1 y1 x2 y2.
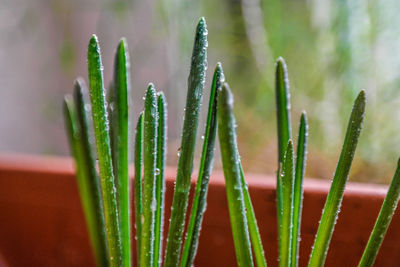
65 18 225 267
64 17 400 267
218 57 400 267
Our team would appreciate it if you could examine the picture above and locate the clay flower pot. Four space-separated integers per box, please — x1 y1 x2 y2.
0 154 399 266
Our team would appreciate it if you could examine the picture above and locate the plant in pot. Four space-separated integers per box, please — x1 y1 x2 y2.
63 16 400 267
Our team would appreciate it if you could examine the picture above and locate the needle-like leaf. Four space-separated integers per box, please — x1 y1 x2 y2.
141 84 158 267
164 17 208 267
280 140 295 267
74 80 110 267
134 112 144 266
358 158 400 267
88 34 122 266
275 58 292 265
64 90 109 267
180 63 223 267
290 112 308 267
112 38 131 267
218 83 254 267
239 164 267 267
308 90 366 267
153 92 167 267
275 58 292 163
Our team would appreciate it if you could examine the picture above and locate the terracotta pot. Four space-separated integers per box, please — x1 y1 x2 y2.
0 154 399 266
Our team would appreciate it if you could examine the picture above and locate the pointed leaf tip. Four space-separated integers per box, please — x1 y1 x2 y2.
74 77 85 87
354 90 367 116
118 38 128 52
144 85 157 114
287 139 293 149
196 17 207 36
88 35 101 63
63 94 73 106
157 91 166 105
74 79 82 91
276 57 286 65
63 96 74 123
147 83 155 90
275 57 289 87
215 63 225 83
282 139 294 163
89 34 99 47
301 111 308 122
145 84 156 98
119 37 127 45
358 89 366 102
198 17 206 25
216 62 223 73
73 79 83 99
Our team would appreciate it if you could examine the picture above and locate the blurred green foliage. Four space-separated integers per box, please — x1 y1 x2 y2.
198 0 400 184
6 0 400 183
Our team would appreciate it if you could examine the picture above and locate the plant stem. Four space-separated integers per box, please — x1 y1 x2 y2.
275 58 292 265
134 112 144 266
275 58 292 163
358 159 400 267
88 35 122 266
180 63 223 267
112 38 131 267
164 17 208 267
64 90 109 267
74 80 110 267
153 92 167 267
140 84 158 267
239 164 267 267
218 83 254 267
280 140 294 267
290 112 308 267
308 90 366 267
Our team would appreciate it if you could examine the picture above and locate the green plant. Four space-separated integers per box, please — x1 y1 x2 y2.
64 17 224 267
64 16 400 267
218 57 400 267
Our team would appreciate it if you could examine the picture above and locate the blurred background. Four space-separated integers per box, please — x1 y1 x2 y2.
1 0 400 184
